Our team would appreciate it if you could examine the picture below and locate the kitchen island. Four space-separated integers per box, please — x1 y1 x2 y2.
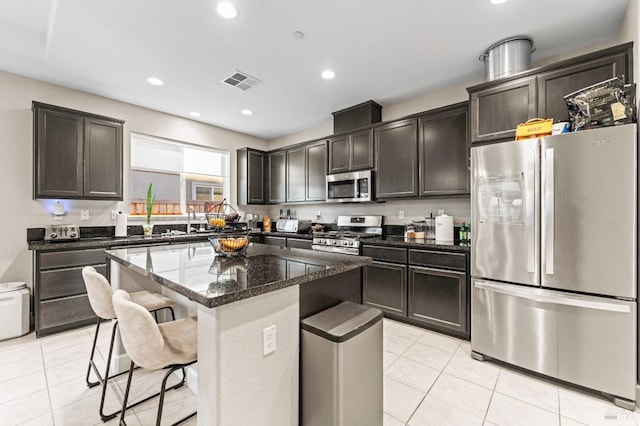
105 241 370 426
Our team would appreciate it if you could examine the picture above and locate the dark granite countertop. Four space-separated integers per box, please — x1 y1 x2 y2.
106 242 371 308
27 231 227 251
361 236 471 253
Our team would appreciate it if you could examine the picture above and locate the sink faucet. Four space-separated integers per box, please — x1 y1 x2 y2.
187 206 197 233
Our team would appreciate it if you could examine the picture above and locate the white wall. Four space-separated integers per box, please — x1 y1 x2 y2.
0 69 267 286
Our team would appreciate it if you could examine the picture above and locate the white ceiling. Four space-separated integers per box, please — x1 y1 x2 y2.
0 0 630 140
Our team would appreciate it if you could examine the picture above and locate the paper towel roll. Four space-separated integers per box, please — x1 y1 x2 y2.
435 214 453 242
115 212 127 237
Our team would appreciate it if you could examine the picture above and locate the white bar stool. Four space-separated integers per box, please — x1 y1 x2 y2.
112 289 197 426
82 266 176 421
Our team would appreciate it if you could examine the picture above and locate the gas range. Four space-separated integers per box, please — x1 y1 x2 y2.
311 215 382 255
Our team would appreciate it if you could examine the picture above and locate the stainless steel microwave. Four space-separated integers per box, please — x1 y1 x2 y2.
326 170 373 203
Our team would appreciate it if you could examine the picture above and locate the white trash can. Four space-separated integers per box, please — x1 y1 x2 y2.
0 282 30 341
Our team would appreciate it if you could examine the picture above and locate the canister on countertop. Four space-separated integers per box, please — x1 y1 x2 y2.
263 215 271 232
412 220 426 239
435 214 454 242
425 213 436 240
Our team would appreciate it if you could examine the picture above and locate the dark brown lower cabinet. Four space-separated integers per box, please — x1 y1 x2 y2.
363 261 407 316
35 248 107 337
286 238 313 250
362 244 470 339
408 266 467 336
263 235 286 247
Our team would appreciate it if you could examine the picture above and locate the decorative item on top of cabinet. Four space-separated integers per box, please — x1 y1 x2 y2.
33 101 124 200
418 102 469 195
328 128 374 174
467 42 633 144
375 118 419 199
268 150 286 204
237 148 266 205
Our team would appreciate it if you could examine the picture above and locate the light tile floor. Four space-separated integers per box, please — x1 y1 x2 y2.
0 318 638 425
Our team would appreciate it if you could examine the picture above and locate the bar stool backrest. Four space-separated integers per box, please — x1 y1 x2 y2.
82 266 117 320
112 289 167 370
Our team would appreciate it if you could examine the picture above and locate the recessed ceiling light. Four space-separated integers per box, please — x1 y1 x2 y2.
147 77 164 86
241 109 253 116
490 0 509 4
217 2 237 19
189 111 201 117
321 70 336 80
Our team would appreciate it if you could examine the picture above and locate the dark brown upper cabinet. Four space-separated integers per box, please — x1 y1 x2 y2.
237 148 266 205
468 42 633 144
469 76 537 144
33 102 123 200
267 150 286 204
418 102 469 196
536 50 630 124
328 128 374 174
375 118 419 199
305 140 327 201
286 145 306 202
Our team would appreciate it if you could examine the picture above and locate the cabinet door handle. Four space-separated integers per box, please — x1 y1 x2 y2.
542 148 555 275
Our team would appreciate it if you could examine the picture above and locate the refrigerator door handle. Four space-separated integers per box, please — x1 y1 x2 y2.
526 148 536 273
543 148 555 275
474 280 631 313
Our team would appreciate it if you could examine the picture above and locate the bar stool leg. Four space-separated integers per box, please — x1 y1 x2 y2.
119 360 136 426
156 362 197 426
85 318 103 388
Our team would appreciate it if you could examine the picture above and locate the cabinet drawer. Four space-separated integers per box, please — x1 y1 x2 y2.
38 294 97 330
39 249 107 269
287 238 313 250
408 250 466 271
263 236 286 247
39 264 107 300
362 245 407 263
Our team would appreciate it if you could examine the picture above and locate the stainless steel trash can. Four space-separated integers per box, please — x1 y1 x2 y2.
301 302 383 426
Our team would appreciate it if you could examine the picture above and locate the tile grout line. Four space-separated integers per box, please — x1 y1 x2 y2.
403 337 462 425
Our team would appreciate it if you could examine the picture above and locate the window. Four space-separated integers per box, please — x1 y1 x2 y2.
130 133 229 216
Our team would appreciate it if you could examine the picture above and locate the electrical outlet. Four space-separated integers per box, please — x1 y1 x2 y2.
399 210 405 219
81 210 90 221
263 325 276 355
111 210 118 220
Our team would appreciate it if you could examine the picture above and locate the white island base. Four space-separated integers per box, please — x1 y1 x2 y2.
197 285 299 425
110 262 300 426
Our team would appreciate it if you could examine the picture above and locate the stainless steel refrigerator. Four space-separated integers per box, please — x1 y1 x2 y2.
471 124 637 408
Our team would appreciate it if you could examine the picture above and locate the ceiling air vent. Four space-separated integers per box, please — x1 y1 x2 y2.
222 70 262 91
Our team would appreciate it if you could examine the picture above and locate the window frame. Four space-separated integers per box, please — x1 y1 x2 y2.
129 132 231 220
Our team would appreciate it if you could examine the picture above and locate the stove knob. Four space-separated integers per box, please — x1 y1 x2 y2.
69 232 77 238
49 233 57 239
346 241 353 246
331 240 337 245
